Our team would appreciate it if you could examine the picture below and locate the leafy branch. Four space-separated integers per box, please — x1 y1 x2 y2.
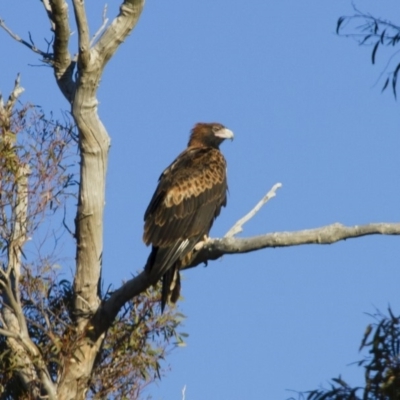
295 308 400 400
337 5 400 98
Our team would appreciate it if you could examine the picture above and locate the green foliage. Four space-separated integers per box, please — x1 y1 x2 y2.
0 103 186 399
89 281 187 399
292 309 400 400
1 267 187 399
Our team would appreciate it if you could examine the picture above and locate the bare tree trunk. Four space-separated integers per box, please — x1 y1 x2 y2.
57 74 110 400
54 2 145 398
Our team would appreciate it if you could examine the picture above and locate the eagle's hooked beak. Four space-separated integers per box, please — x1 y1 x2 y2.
215 128 234 141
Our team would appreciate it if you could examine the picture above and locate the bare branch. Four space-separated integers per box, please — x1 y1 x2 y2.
189 222 400 267
93 221 400 339
41 0 56 30
0 74 24 124
1 278 27 336
182 385 187 400
225 183 282 237
90 4 109 47
0 18 51 58
48 0 76 101
72 0 90 68
90 270 152 340
0 327 19 339
4 150 31 339
93 0 145 68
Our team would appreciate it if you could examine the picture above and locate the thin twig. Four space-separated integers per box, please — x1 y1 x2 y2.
0 18 51 59
90 4 109 47
43 306 71 329
182 385 186 400
225 183 282 237
63 204 75 237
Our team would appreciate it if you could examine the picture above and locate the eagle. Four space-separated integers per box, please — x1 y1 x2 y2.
143 122 234 311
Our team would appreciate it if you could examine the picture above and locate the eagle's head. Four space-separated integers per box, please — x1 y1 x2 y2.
188 123 234 149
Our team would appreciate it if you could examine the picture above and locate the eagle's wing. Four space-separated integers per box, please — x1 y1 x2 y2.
144 147 227 247
143 147 227 309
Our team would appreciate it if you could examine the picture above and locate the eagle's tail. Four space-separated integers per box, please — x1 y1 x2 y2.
145 243 186 312
145 238 197 312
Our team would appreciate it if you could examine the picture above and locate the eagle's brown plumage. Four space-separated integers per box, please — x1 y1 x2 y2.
143 122 233 311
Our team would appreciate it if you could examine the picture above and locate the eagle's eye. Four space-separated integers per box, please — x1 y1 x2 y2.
212 124 223 135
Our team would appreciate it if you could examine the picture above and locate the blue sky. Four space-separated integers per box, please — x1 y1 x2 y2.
1 1 399 399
